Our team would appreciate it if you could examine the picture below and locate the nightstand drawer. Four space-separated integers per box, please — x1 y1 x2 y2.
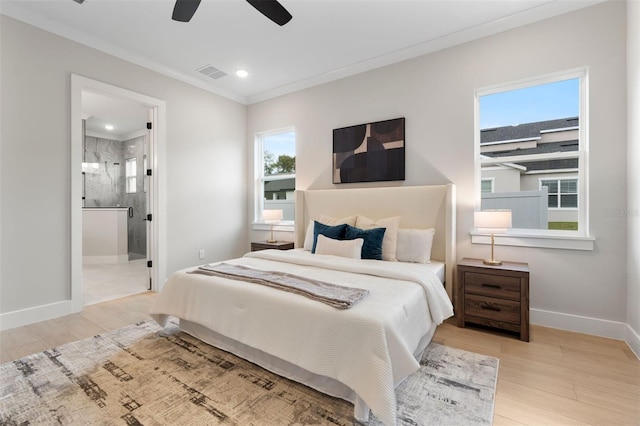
465 272 521 301
251 241 294 251
465 294 521 324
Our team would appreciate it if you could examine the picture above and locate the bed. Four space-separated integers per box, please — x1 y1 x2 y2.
150 184 456 425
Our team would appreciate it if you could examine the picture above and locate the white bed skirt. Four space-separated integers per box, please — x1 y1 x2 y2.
180 318 437 423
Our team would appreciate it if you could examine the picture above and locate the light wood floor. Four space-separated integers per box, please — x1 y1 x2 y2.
1 292 638 425
0 292 156 363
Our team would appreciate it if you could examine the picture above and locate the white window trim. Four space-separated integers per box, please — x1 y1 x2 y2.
252 223 295 233
253 127 296 232
473 67 592 251
470 231 594 250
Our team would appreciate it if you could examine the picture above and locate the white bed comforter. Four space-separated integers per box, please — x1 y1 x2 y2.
150 249 454 425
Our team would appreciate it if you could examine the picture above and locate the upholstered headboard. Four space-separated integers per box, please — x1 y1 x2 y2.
294 184 456 299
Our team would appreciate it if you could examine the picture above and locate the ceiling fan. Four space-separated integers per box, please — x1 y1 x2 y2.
172 0 292 26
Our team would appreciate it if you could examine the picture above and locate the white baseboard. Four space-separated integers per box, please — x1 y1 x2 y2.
0 300 74 331
531 308 627 340
625 324 640 359
531 308 639 359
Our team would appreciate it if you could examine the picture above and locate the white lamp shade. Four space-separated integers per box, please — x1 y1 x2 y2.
474 210 512 231
263 209 283 223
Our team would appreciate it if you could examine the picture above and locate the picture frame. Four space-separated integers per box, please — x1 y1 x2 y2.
332 117 405 184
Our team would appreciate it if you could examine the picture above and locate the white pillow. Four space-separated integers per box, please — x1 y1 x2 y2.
304 215 357 251
314 234 363 259
303 221 315 251
355 216 401 261
396 228 435 263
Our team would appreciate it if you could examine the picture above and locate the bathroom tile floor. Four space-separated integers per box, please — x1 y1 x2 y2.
83 258 149 306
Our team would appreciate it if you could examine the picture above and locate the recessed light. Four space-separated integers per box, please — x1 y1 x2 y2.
105 124 114 130
236 69 249 78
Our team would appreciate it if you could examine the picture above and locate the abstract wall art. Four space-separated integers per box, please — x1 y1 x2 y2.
333 117 405 184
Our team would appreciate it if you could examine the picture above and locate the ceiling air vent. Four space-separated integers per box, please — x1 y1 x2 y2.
196 65 228 80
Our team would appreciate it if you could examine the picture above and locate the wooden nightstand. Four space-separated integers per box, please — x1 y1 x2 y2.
250 241 294 252
456 257 530 341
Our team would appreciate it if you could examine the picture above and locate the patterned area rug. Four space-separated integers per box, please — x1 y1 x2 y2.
0 320 498 425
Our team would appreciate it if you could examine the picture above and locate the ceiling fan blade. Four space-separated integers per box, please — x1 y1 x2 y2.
172 0 201 22
246 0 292 26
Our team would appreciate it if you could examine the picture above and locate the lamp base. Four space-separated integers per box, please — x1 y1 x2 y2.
267 239 277 243
483 258 503 266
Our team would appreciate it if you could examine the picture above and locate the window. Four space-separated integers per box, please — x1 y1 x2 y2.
125 157 136 194
481 178 494 193
541 178 578 209
255 129 296 224
475 69 588 238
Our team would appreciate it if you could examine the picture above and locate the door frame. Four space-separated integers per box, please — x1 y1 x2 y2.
70 74 167 312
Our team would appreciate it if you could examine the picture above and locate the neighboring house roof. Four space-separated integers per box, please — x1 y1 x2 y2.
265 177 295 192
481 117 579 172
481 116 579 143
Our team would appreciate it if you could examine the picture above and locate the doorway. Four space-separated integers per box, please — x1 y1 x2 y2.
70 75 166 313
81 92 150 305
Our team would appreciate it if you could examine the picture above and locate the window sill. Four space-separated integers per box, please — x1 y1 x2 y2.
471 231 595 251
252 222 295 233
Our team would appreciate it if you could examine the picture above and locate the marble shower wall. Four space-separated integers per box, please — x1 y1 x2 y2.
84 136 123 207
83 133 147 257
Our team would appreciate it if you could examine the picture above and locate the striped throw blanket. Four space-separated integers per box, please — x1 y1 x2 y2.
190 263 369 309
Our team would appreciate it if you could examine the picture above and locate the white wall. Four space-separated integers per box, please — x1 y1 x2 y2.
484 168 521 192
0 17 248 317
627 0 640 356
248 2 629 338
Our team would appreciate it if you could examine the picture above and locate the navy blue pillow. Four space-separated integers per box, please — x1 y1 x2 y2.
312 221 348 253
344 225 386 260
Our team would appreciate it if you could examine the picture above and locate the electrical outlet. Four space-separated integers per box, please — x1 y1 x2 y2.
199 249 205 259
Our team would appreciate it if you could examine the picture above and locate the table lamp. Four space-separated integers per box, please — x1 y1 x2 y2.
263 209 283 243
474 210 512 265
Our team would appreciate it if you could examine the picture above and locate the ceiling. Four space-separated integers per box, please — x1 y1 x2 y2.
1 0 603 107
82 91 149 139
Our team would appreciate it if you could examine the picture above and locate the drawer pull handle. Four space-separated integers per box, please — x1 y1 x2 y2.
480 303 501 312
482 283 501 289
